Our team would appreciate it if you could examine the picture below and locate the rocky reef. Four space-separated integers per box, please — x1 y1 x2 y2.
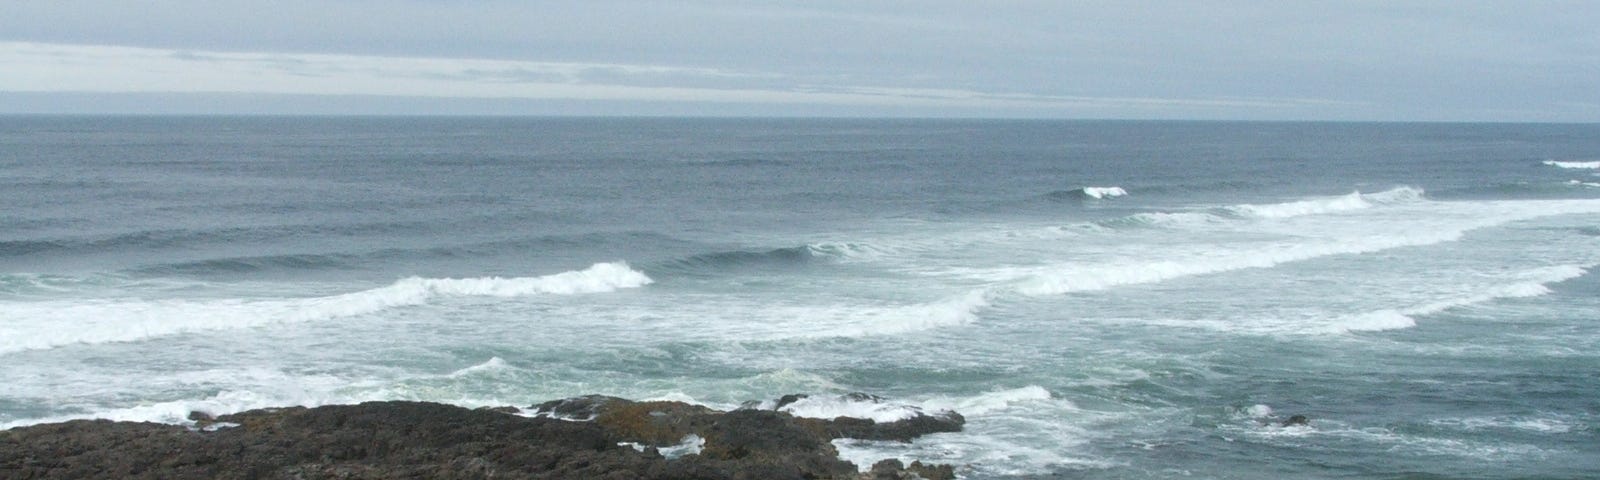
0 394 963 479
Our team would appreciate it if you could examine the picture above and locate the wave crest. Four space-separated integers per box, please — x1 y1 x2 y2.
0 262 650 354
1544 160 1600 169
1223 187 1423 219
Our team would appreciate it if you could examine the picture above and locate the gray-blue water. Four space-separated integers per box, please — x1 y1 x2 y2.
3 117 1598 478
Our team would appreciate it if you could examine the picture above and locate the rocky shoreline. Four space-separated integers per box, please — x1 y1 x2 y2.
0 394 964 479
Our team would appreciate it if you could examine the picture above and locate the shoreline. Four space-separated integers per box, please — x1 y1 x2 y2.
1 394 963 479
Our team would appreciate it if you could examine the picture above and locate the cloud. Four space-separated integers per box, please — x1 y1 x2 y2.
0 41 1362 115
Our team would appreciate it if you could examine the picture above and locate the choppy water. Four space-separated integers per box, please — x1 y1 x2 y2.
3 117 1598 478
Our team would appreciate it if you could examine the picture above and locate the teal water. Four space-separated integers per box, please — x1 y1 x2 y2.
2 118 1598 478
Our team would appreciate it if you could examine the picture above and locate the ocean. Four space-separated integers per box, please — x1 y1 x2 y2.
2 117 1597 478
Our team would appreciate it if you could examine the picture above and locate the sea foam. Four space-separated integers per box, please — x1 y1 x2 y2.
1079 186 1128 199
0 262 650 354
1318 264 1589 334
1543 160 1600 169
1018 198 1600 297
1224 187 1423 219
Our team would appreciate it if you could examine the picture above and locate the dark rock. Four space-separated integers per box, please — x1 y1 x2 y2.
821 411 965 442
773 393 810 409
842 392 888 403
1282 415 1310 427
592 399 718 446
905 460 957 480
760 392 966 442
700 410 855 479
2 395 963 480
867 458 956 480
476 405 521 415
530 394 624 420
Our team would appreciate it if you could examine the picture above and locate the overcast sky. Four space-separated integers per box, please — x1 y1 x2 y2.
2 1 1596 120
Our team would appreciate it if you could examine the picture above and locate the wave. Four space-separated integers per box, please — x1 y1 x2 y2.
1018 197 1600 297
0 262 651 354
1221 187 1423 219
1319 264 1589 334
1097 187 1425 229
118 231 686 277
1569 180 1600 188
655 246 825 273
650 241 892 276
446 357 517 378
6 223 682 264
129 253 363 276
1014 230 1465 296
1543 160 1600 169
1046 187 1127 202
822 290 992 338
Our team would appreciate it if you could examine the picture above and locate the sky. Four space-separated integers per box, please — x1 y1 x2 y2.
1 1 1597 120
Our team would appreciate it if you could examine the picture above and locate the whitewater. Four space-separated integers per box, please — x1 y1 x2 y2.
3 118 1598 479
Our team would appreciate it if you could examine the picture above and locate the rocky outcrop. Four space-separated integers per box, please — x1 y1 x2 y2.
1 395 962 480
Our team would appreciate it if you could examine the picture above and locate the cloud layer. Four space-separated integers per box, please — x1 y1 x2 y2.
2 1 1597 119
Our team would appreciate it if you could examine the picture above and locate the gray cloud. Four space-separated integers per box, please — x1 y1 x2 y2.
2 1 1596 120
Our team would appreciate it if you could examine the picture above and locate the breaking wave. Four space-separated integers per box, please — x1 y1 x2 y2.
0 262 651 354
1320 264 1590 334
1045 187 1129 203
1543 160 1600 169
1014 230 1466 296
1222 187 1424 219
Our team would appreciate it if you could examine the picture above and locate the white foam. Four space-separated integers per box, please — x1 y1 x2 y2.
791 289 992 339
1015 229 1464 296
1224 187 1422 219
805 241 890 260
447 357 514 378
0 262 651 354
658 434 706 458
1320 264 1589 334
1431 416 1577 434
1326 310 1419 333
620 434 705 458
382 262 652 296
1017 199 1600 297
1568 180 1600 188
778 395 929 423
1245 404 1274 418
1544 160 1600 169
920 386 1057 416
0 387 364 430
1080 186 1128 199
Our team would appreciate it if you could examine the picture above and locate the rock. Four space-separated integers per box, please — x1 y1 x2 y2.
530 394 624 420
905 460 957 480
760 392 966 442
475 405 521 415
773 393 810 409
1282 415 1310 427
866 459 956 480
2 395 963 479
821 411 965 442
592 400 718 446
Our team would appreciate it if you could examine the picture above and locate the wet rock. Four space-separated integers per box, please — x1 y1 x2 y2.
592 400 718 446
821 411 965 442
2 395 963 480
475 405 521 415
1282 414 1310 427
868 459 957 480
530 394 624 420
773 393 810 409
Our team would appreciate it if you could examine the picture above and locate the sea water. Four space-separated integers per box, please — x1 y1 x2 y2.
2 117 1597 478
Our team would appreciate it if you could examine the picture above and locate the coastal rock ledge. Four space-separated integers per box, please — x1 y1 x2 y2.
0 395 962 480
